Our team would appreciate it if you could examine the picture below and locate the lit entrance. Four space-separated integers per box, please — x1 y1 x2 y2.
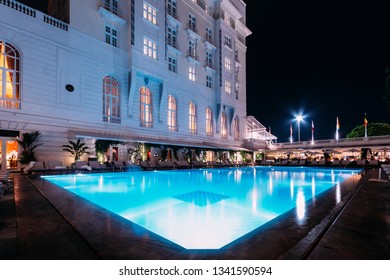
0 130 19 171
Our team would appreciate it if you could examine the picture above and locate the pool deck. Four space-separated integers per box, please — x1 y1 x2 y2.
1 168 389 260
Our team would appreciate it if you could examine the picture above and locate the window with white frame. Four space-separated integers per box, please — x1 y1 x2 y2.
206 50 213 67
140 86 153 127
224 57 231 71
143 2 157 25
224 80 232 94
206 107 213 136
206 27 212 42
189 66 196 81
188 14 196 32
189 102 197 134
143 37 157 59
168 56 177 73
0 41 20 109
167 95 177 131
188 40 196 59
234 117 239 140
167 0 177 18
224 35 232 48
105 26 118 47
206 75 212 88
167 26 177 48
104 0 118 15
220 112 227 138
102 76 121 123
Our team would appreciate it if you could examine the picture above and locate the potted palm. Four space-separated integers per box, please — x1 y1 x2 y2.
62 139 90 164
15 131 43 166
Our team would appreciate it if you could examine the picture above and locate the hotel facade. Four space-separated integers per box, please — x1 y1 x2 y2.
0 0 273 169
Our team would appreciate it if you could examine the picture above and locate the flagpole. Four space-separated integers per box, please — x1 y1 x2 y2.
335 117 340 141
311 120 314 145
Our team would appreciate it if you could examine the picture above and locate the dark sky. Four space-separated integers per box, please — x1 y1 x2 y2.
245 0 390 142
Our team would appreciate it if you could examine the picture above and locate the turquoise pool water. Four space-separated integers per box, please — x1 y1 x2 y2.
43 166 359 249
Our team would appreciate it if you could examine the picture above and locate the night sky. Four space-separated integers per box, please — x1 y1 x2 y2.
245 0 390 142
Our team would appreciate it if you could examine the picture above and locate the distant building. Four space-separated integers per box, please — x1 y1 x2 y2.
0 0 273 169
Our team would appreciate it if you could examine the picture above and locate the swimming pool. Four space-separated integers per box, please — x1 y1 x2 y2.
43 166 359 249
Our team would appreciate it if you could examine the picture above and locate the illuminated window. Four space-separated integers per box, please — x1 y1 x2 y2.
102 76 121 123
206 108 213 136
224 57 231 71
167 95 177 131
189 66 196 81
220 112 227 138
189 102 197 134
224 80 232 94
0 41 20 109
234 117 239 140
143 2 157 25
143 37 157 59
140 86 153 127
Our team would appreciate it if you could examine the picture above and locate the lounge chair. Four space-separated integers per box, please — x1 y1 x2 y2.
340 160 350 167
112 161 126 172
27 161 47 175
355 159 366 167
46 161 68 174
0 171 12 194
75 161 92 172
175 160 191 169
331 160 341 166
89 161 110 172
368 160 379 167
192 160 206 168
157 161 175 170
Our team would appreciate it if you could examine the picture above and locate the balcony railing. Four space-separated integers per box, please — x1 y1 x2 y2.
0 98 21 110
0 0 36 18
44 14 68 31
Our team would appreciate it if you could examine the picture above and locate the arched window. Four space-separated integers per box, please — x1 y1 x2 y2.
0 41 20 109
206 107 213 136
102 76 120 123
234 117 239 140
189 102 197 134
220 112 227 139
167 95 177 131
140 86 153 127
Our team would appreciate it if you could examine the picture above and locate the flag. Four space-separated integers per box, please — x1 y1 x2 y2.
289 123 293 143
311 120 314 132
335 117 340 141
364 114 368 127
364 113 368 137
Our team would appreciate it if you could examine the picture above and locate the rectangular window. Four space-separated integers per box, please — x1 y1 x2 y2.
206 50 212 67
188 40 196 59
143 2 157 25
189 66 196 81
167 0 177 18
167 26 177 48
105 25 118 47
224 35 232 48
224 57 231 71
168 56 177 73
189 14 196 32
224 80 232 94
104 0 118 15
143 37 157 59
206 75 212 88
206 27 212 43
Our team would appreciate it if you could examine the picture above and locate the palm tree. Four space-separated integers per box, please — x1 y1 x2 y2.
62 139 90 163
14 131 43 164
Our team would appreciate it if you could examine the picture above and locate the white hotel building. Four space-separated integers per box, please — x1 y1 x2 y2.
0 0 274 169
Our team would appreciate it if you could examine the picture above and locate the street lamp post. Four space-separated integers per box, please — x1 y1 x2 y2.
296 114 303 143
